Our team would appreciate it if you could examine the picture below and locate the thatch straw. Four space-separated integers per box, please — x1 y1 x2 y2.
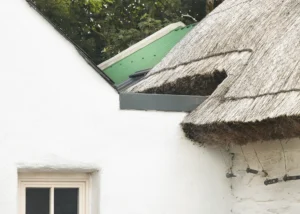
127 0 300 145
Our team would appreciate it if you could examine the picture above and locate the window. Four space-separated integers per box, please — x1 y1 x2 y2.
19 173 89 214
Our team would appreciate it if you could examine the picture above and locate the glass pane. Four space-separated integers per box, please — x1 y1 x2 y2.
26 188 50 214
54 188 79 214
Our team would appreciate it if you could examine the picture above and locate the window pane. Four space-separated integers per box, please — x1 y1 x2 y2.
54 188 79 214
26 188 50 214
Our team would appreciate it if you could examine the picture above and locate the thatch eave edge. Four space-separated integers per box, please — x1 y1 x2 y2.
181 115 300 146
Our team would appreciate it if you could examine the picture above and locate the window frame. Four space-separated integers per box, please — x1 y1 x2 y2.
18 173 90 214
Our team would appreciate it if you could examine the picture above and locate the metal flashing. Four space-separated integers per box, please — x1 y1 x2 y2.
120 93 207 112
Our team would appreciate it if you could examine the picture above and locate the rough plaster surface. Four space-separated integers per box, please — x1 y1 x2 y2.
230 138 300 214
0 1 231 214
4 1 298 214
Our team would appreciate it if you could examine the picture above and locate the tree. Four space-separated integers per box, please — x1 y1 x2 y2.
28 0 219 64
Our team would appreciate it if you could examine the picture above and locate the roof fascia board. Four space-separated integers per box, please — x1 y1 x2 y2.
98 22 186 70
120 93 207 112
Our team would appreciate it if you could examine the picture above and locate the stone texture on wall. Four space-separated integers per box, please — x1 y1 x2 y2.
229 138 300 214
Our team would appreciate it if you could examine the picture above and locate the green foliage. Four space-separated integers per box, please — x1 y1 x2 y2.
29 0 216 64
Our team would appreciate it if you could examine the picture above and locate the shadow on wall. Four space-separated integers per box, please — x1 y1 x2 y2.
227 138 300 213
229 138 300 214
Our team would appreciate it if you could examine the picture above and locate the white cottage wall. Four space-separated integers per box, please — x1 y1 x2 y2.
231 139 300 214
0 1 231 214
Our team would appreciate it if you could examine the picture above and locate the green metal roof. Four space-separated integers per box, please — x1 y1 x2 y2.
103 24 196 85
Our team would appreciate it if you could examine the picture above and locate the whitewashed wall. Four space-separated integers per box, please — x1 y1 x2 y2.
231 139 300 214
0 1 231 214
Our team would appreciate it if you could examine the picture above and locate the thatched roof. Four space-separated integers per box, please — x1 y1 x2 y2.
127 0 300 146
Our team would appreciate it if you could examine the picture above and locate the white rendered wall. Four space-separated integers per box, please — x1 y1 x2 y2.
231 138 300 214
0 1 231 214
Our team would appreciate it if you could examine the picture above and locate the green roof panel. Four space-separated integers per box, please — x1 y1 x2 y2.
103 24 196 85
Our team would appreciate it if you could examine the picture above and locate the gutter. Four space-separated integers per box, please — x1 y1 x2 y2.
119 93 207 112
118 70 208 112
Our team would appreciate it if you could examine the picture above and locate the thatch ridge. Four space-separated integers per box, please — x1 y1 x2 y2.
127 0 300 145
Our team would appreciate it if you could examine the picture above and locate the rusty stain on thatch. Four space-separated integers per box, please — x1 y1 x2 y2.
127 0 300 146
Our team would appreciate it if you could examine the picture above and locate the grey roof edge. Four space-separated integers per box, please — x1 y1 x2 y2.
120 93 207 112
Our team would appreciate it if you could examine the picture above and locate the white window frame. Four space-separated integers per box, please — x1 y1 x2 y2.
18 173 90 214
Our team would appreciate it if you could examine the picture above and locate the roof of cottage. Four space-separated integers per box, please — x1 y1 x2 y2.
127 0 300 146
98 22 195 85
